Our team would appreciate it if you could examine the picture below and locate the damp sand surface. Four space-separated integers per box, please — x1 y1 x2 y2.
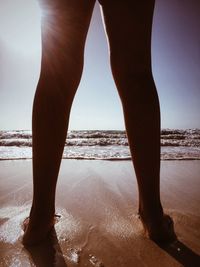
0 160 200 266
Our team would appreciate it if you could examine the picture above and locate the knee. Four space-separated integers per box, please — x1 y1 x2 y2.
110 50 154 90
110 45 153 81
109 49 156 104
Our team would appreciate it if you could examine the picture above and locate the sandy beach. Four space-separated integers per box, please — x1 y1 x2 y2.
0 159 200 266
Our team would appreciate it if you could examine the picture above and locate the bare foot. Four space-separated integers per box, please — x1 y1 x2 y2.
138 212 177 244
22 212 61 246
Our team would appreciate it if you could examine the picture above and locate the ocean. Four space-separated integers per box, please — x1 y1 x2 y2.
0 129 200 160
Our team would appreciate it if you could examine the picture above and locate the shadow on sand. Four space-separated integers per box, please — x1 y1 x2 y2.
158 239 200 267
23 229 200 267
23 227 67 267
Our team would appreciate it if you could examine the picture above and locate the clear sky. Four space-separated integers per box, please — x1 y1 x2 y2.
0 0 199 130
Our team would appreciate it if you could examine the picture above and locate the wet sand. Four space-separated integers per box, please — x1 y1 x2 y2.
0 159 200 267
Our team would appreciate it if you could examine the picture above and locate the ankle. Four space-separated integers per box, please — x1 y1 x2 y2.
139 202 163 223
30 204 55 219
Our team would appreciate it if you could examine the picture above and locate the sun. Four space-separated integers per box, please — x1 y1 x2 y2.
0 0 42 58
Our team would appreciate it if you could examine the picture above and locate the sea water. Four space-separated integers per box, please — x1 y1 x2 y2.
0 129 200 160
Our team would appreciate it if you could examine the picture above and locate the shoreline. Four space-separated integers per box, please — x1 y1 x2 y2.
0 157 200 161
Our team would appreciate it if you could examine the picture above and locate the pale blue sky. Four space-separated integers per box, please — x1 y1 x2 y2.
0 0 199 130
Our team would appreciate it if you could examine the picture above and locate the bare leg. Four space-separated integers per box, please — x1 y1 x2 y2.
100 0 176 243
23 0 95 246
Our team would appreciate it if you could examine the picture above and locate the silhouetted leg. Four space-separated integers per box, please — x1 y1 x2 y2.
100 0 176 242
23 0 95 246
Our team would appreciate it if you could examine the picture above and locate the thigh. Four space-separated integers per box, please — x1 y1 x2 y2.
100 0 155 70
37 0 96 97
38 0 96 59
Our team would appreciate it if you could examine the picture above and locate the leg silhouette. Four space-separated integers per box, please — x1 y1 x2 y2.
100 0 176 243
23 0 96 246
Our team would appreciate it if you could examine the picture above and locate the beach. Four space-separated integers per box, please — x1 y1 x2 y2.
0 159 200 266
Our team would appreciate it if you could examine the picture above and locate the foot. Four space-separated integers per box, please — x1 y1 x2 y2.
22 210 61 246
138 212 177 244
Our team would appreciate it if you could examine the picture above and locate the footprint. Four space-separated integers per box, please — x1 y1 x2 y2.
89 254 104 267
64 248 81 264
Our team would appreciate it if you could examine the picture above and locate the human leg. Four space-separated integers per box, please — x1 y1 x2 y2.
23 0 95 246
100 0 176 242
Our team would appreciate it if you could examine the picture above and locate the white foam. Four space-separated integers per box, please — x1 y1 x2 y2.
54 208 82 242
64 248 81 264
0 206 82 244
1 129 200 160
102 212 142 239
0 205 30 244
